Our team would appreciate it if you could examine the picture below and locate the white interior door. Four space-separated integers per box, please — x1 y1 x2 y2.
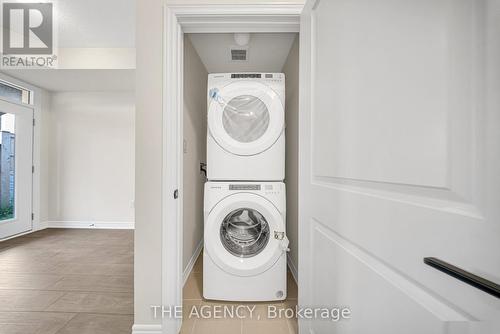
299 0 500 333
0 99 33 239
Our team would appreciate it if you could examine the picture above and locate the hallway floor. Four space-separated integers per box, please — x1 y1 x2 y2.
0 229 133 334
182 251 298 334
0 229 297 334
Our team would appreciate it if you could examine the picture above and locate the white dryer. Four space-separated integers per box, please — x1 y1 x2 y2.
203 181 289 301
207 73 285 181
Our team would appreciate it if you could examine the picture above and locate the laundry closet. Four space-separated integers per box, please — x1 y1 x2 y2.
181 32 299 301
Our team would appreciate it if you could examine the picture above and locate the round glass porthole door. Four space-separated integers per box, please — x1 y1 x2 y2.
222 95 270 143
220 207 270 258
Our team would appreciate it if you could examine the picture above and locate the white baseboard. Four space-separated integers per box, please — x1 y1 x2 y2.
131 324 162 334
287 255 298 284
1 221 134 241
36 220 49 231
0 229 37 242
183 239 203 286
45 221 135 230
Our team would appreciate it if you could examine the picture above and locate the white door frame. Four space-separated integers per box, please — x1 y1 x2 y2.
0 73 46 235
162 3 302 333
0 98 33 240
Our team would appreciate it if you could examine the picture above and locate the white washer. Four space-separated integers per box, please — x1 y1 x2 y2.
203 181 288 301
207 73 285 181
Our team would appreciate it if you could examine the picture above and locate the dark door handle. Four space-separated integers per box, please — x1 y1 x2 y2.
424 257 500 298
173 189 178 199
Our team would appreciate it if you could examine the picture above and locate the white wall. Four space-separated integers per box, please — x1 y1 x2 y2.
48 92 135 226
282 35 299 280
183 37 208 272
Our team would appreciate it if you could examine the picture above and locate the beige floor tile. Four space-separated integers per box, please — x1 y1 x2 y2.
282 299 298 334
46 274 133 293
247 302 288 322
0 229 135 332
192 300 244 332
55 313 133 334
192 252 203 274
181 250 298 333
61 251 133 265
0 247 61 262
0 260 59 274
20 229 64 238
197 299 259 333
46 292 133 315
287 272 298 300
0 311 75 334
192 318 242 334
286 317 298 334
0 273 63 290
0 238 24 251
3 236 63 249
183 272 203 300
242 319 291 334
180 300 202 334
43 246 132 265
0 290 65 311
50 262 133 276
199 299 249 310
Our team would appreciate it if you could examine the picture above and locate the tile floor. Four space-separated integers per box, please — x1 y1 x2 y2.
0 228 133 334
0 229 298 334
182 252 298 334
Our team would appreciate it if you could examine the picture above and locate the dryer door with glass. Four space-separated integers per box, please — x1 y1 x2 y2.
205 192 286 277
208 81 284 156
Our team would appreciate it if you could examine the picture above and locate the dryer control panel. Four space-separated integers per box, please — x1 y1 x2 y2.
228 73 284 81
207 72 286 108
208 72 285 88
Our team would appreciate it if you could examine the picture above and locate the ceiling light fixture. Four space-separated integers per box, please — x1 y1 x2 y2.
234 33 251 47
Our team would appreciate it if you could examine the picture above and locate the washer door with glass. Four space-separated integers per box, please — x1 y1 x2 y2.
205 193 284 277
208 81 284 156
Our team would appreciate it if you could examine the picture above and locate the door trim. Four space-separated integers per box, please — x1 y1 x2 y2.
0 85 35 241
161 4 302 334
0 98 34 240
0 72 44 235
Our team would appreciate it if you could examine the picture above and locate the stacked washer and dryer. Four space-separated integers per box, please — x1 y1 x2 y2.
203 73 289 301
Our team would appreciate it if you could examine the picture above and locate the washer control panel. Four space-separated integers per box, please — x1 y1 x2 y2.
205 182 286 212
208 183 283 192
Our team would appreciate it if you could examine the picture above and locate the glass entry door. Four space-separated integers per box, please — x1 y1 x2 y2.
0 99 33 239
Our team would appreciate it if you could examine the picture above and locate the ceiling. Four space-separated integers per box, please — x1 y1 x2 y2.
1 0 135 92
188 33 297 73
56 0 135 48
1 69 135 92
5 0 134 48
